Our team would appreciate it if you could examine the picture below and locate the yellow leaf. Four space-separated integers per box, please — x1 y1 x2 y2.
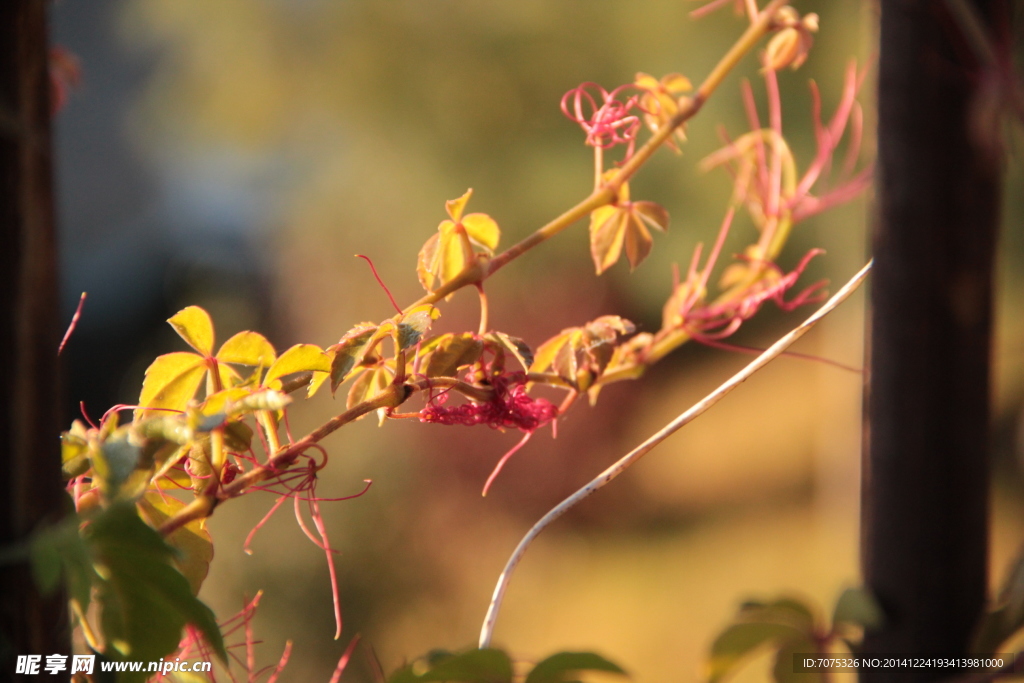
623 214 654 271
346 364 395 413
422 333 483 377
201 387 252 415
168 306 215 357
531 332 573 374
634 72 661 90
589 205 628 274
137 491 213 595
263 344 331 388
307 370 330 398
137 352 206 417
461 213 500 252
216 330 276 367
445 188 473 222
633 201 670 232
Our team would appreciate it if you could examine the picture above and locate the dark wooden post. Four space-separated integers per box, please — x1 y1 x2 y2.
862 0 1003 680
0 0 69 667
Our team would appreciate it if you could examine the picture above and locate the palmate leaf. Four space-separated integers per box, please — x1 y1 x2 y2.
417 189 501 295
588 181 669 274
138 352 207 417
263 343 331 388
216 330 276 367
88 504 226 679
420 333 483 378
168 306 215 357
531 316 635 390
139 308 280 417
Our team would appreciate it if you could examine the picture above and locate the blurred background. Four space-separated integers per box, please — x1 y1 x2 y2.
51 1 1024 681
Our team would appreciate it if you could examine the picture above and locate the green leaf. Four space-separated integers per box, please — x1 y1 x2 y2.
264 343 331 387
398 309 435 350
216 330 276 367
772 637 820 683
389 648 513 683
137 352 207 416
738 598 816 634
167 306 215 357
708 622 805 683
328 325 378 395
832 588 883 631
525 652 627 683
87 504 226 672
137 492 213 595
29 514 95 611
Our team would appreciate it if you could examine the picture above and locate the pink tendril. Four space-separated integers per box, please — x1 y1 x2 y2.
58 292 86 356
356 254 402 315
561 83 643 158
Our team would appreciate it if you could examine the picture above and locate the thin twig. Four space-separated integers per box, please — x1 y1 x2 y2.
478 259 873 648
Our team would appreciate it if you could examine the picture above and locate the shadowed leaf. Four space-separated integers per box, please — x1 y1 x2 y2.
88 504 225 678
525 652 628 683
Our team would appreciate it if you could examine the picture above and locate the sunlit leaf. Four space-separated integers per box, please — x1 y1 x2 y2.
461 213 500 251
525 652 627 683
531 332 574 377
167 306 215 357
492 332 534 371
446 188 473 222
633 201 669 232
635 72 692 152
346 363 395 412
137 352 206 416
423 333 482 378
216 330 276 367
137 491 213 595
589 205 628 274
88 504 226 674
588 179 668 274
62 420 90 479
418 191 501 295
264 344 331 388
417 224 467 295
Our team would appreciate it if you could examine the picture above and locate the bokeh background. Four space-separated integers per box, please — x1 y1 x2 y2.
51 1 1024 681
